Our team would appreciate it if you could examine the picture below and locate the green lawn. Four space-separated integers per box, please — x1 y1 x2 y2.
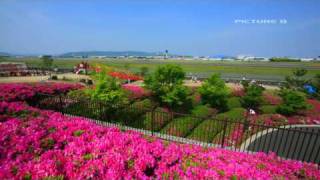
2 57 320 80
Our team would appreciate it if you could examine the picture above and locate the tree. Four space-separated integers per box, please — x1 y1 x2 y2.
139 66 149 76
276 89 309 116
87 68 128 105
240 83 264 110
284 68 308 90
144 64 188 109
41 55 54 69
198 74 230 111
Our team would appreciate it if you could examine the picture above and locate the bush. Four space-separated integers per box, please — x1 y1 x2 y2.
88 73 128 105
132 99 154 111
283 68 309 91
227 97 242 109
161 116 203 137
51 75 58 80
198 74 230 111
276 89 309 116
241 84 264 109
216 108 246 122
187 119 223 142
255 114 288 126
67 89 90 100
145 64 189 109
142 107 173 131
161 85 191 110
260 105 277 114
191 105 217 118
191 92 201 107
262 92 282 105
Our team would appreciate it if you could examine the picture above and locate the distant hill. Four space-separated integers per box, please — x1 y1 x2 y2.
59 51 162 57
0 52 11 57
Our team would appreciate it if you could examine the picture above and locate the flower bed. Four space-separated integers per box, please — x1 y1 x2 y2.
0 83 83 102
109 71 143 81
0 101 319 179
122 84 151 100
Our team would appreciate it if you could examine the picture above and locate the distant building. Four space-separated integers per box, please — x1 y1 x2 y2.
301 58 314 61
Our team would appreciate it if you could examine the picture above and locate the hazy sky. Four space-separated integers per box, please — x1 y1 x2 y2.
0 0 319 57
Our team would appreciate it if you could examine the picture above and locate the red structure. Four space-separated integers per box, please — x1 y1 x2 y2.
74 61 89 74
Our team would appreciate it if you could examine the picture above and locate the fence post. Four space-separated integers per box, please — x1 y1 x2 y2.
58 94 64 115
221 120 228 148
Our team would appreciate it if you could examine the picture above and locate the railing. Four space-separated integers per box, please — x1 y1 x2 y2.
30 93 320 166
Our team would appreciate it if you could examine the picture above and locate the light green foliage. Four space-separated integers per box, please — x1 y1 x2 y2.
143 107 173 131
216 108 246 122
161 85 190 108
241 84 264 109
67 89 90 100
284 68 308 90
187 119 223 142
227 97 242 109
276 89 309 115
260 105 277 114
88 70 128 105
191 105 217 118
132 99 154 111
198 74 230 111
145 64 189 109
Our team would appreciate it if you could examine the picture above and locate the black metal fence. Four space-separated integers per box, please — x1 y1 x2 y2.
31 93 320 165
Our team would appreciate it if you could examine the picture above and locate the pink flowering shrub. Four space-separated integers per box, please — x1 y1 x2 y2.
0 83 82 102
122 84 151 100
0 102 319 179
263 92 282 105
231 86 245 97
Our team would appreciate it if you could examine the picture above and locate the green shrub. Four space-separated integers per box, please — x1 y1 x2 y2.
161 85 191 111
128 107 172 131
67 89 90 100
198 74 230 111
191 92 201 107
132 99 154 111
191 105 217 118
255 114 288 126
161 116 203 137
241 84 264 109
227 97 241 109
187 119 223 142
145 64 187 109
276 89 309 116
88 72 128 105
51 75 58 80
216 108 246 122
260 105 277 114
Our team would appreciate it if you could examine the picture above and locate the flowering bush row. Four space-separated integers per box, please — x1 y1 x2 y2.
0 101 319 179
109 71 143 81
122 84 151 100
0 83 82 102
